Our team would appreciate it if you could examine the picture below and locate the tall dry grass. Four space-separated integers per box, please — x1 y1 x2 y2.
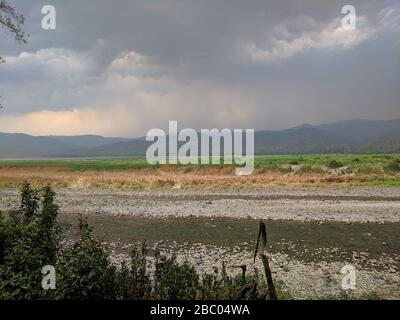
1 166 398 189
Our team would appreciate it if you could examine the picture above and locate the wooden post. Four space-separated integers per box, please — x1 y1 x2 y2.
260 253 278 300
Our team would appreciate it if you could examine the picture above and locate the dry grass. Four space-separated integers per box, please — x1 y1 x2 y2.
1 166 399 189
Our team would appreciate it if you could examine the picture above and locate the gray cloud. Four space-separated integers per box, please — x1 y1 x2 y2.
0 0 399 136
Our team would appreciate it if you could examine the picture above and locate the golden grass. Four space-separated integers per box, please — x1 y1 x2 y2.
1 166 398 189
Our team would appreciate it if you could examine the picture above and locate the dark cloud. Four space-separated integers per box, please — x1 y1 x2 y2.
0 0 399 136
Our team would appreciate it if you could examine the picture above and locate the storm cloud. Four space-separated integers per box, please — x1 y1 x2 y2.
0 0 399 137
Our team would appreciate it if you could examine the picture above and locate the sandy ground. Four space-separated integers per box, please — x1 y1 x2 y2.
1 187 399 223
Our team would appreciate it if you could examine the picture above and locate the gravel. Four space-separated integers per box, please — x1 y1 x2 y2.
3 186 397 298
107 241 400 299
1 187 399 223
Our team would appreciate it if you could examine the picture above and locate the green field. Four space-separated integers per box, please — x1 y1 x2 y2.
0 154 399 188
0 154 399 173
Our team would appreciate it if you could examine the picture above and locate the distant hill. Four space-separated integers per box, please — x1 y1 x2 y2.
0 119 399 159
0 133 73 159
254 127 353 154
48 135 131 148
52 139 149 158
316 119 400 143
0 133 131 159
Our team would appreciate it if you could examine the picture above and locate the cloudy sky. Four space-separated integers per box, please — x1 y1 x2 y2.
0 0 399 137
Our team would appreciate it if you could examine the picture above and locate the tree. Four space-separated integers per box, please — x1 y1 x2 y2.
0 0 26 47
0 0 27 107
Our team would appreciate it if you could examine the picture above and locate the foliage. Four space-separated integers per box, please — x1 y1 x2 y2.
0 184 274 300
20 182 39 222
327 160 344 169
0 183 61 299
0 184 387 300
153 250 199 299
200 270 259 300
113 247 152 300
0 0 26 44
384 159 400 172
0 0 27 107
1 154 399 177
55 218 115 299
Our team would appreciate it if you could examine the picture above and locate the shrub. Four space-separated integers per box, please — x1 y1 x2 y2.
200 270 258 300
384 160 400 172
0 183 279 301
55 217 115 299
153 250 199 300
20 182 40 222
0 219 44 299
327 160 344 169
0 212 6 265
38 185 63 264
279 166 293 174
114 243 152 299
0 183 61 299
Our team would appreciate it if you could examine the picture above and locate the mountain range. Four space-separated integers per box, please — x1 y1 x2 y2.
0 119 399 159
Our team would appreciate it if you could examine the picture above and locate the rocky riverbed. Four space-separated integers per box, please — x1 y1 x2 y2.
103 240 399 299
1 187 399 222
2 187 399 299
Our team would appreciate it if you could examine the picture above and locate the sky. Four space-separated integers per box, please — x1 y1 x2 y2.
0 0 399 137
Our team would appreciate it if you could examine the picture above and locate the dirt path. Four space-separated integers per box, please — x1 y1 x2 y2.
1 187 399 223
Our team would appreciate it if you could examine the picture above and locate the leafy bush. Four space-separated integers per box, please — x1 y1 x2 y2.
384 160 400 172
0 183 277 300
278 167 292 174
327 160 344 169
0 182 61 299
55 218 115 299
200 270 258 300
113 243 152 299
153 250 199 299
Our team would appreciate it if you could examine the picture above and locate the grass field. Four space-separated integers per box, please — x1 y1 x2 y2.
0 154 399 188
0 154 399 171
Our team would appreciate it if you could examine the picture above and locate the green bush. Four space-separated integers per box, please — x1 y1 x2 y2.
384 160 400 172
0 182 61 299
153 250 199 299
0 183 275 300
113 243 152 299
55 218 115 299
327 160 344 169
200 270 259 300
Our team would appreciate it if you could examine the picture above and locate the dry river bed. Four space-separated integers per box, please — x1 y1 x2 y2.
1 187 399 299
1 187 400 222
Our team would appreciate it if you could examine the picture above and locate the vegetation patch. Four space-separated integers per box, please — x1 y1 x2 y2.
0 154 398 189
384 160 400 172
0 184 280 300
327 160 344 169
